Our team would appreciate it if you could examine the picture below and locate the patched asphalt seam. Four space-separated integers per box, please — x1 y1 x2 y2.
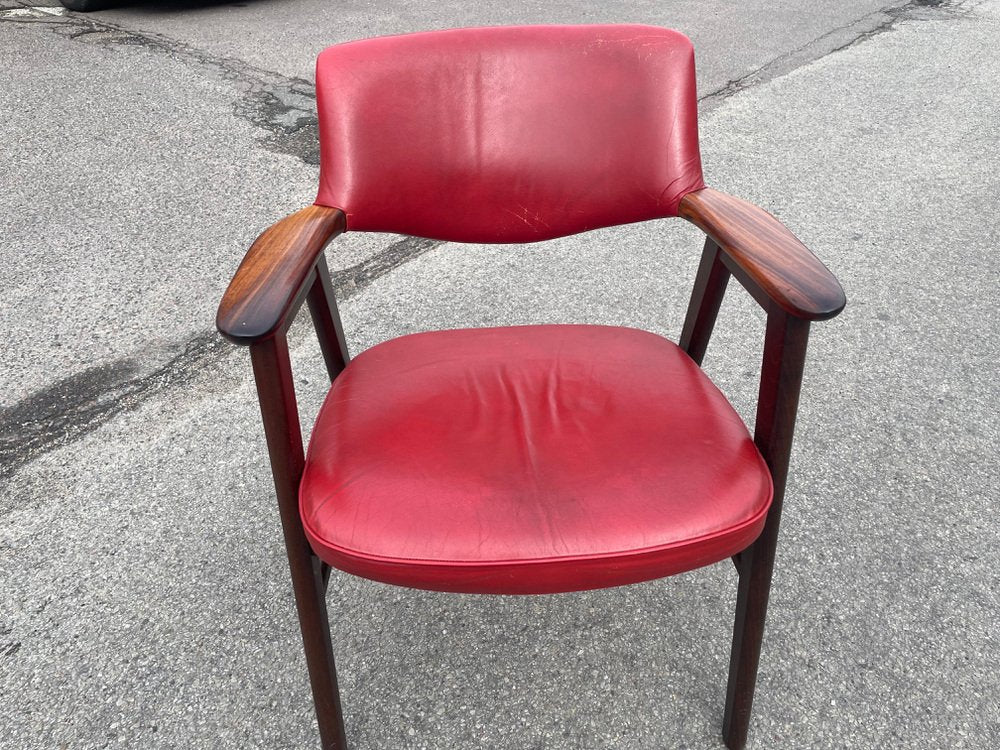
0 6 447 479
7 1 318 164
0 235 442 483
699 0 966 109
0 621 20 661
0 0 960 480
13 0 968 158
0 332 229 484
332 236 443 302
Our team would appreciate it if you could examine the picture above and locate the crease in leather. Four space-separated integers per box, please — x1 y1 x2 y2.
299 326 772 592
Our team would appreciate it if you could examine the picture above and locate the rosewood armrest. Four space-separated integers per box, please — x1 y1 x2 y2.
217 205 346 345
679 188 845 321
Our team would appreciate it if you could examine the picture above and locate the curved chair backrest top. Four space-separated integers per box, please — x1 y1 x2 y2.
315 25 705 243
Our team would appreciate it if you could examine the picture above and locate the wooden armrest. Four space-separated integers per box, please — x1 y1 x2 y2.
679 187 846 321
217 205 346 345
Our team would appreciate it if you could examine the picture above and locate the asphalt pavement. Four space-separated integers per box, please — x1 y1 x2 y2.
1 0 998 748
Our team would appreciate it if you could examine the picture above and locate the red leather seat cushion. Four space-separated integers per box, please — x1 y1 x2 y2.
300 326 771 594
313 25 705 242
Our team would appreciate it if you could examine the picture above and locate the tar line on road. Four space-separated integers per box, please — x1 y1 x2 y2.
697 0 968 110
3 0 969 163
0 0 971 483
0 233 441 485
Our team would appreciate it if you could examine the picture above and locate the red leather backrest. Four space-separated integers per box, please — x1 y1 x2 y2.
315 25 705 243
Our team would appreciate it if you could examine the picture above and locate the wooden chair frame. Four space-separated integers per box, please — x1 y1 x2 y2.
217 187 845 750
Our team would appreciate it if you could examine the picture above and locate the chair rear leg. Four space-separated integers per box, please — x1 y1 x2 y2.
722 533 777 750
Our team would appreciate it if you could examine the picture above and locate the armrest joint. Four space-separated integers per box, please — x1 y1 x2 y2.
217 205 346 345
679 188 846 321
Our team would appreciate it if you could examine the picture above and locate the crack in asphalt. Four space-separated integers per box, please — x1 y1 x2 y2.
333 236 443 302
0 332 228 483
0 0 967 480
71 25 320 163
0 235 442 483
699 0 966 109
8 1 319 164
12 1 969 161
0 3 447 480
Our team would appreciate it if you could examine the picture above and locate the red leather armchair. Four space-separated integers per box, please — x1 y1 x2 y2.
217 25 845 750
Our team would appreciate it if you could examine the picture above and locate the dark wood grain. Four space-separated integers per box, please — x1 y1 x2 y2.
306 254 351 382
250 336 348 749
723 311 811 750
679 188 845 321
217 205 346 345
219 188 841 750
679 237 731 366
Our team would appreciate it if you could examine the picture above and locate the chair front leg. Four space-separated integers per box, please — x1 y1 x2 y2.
722 311 810 750
250 336 349 750
295 553 349 750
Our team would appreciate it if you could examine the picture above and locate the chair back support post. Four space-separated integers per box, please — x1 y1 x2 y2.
307 254 351 382
249 336 349 750
722 309 811 749
752 310 811 503
679 237 731 366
